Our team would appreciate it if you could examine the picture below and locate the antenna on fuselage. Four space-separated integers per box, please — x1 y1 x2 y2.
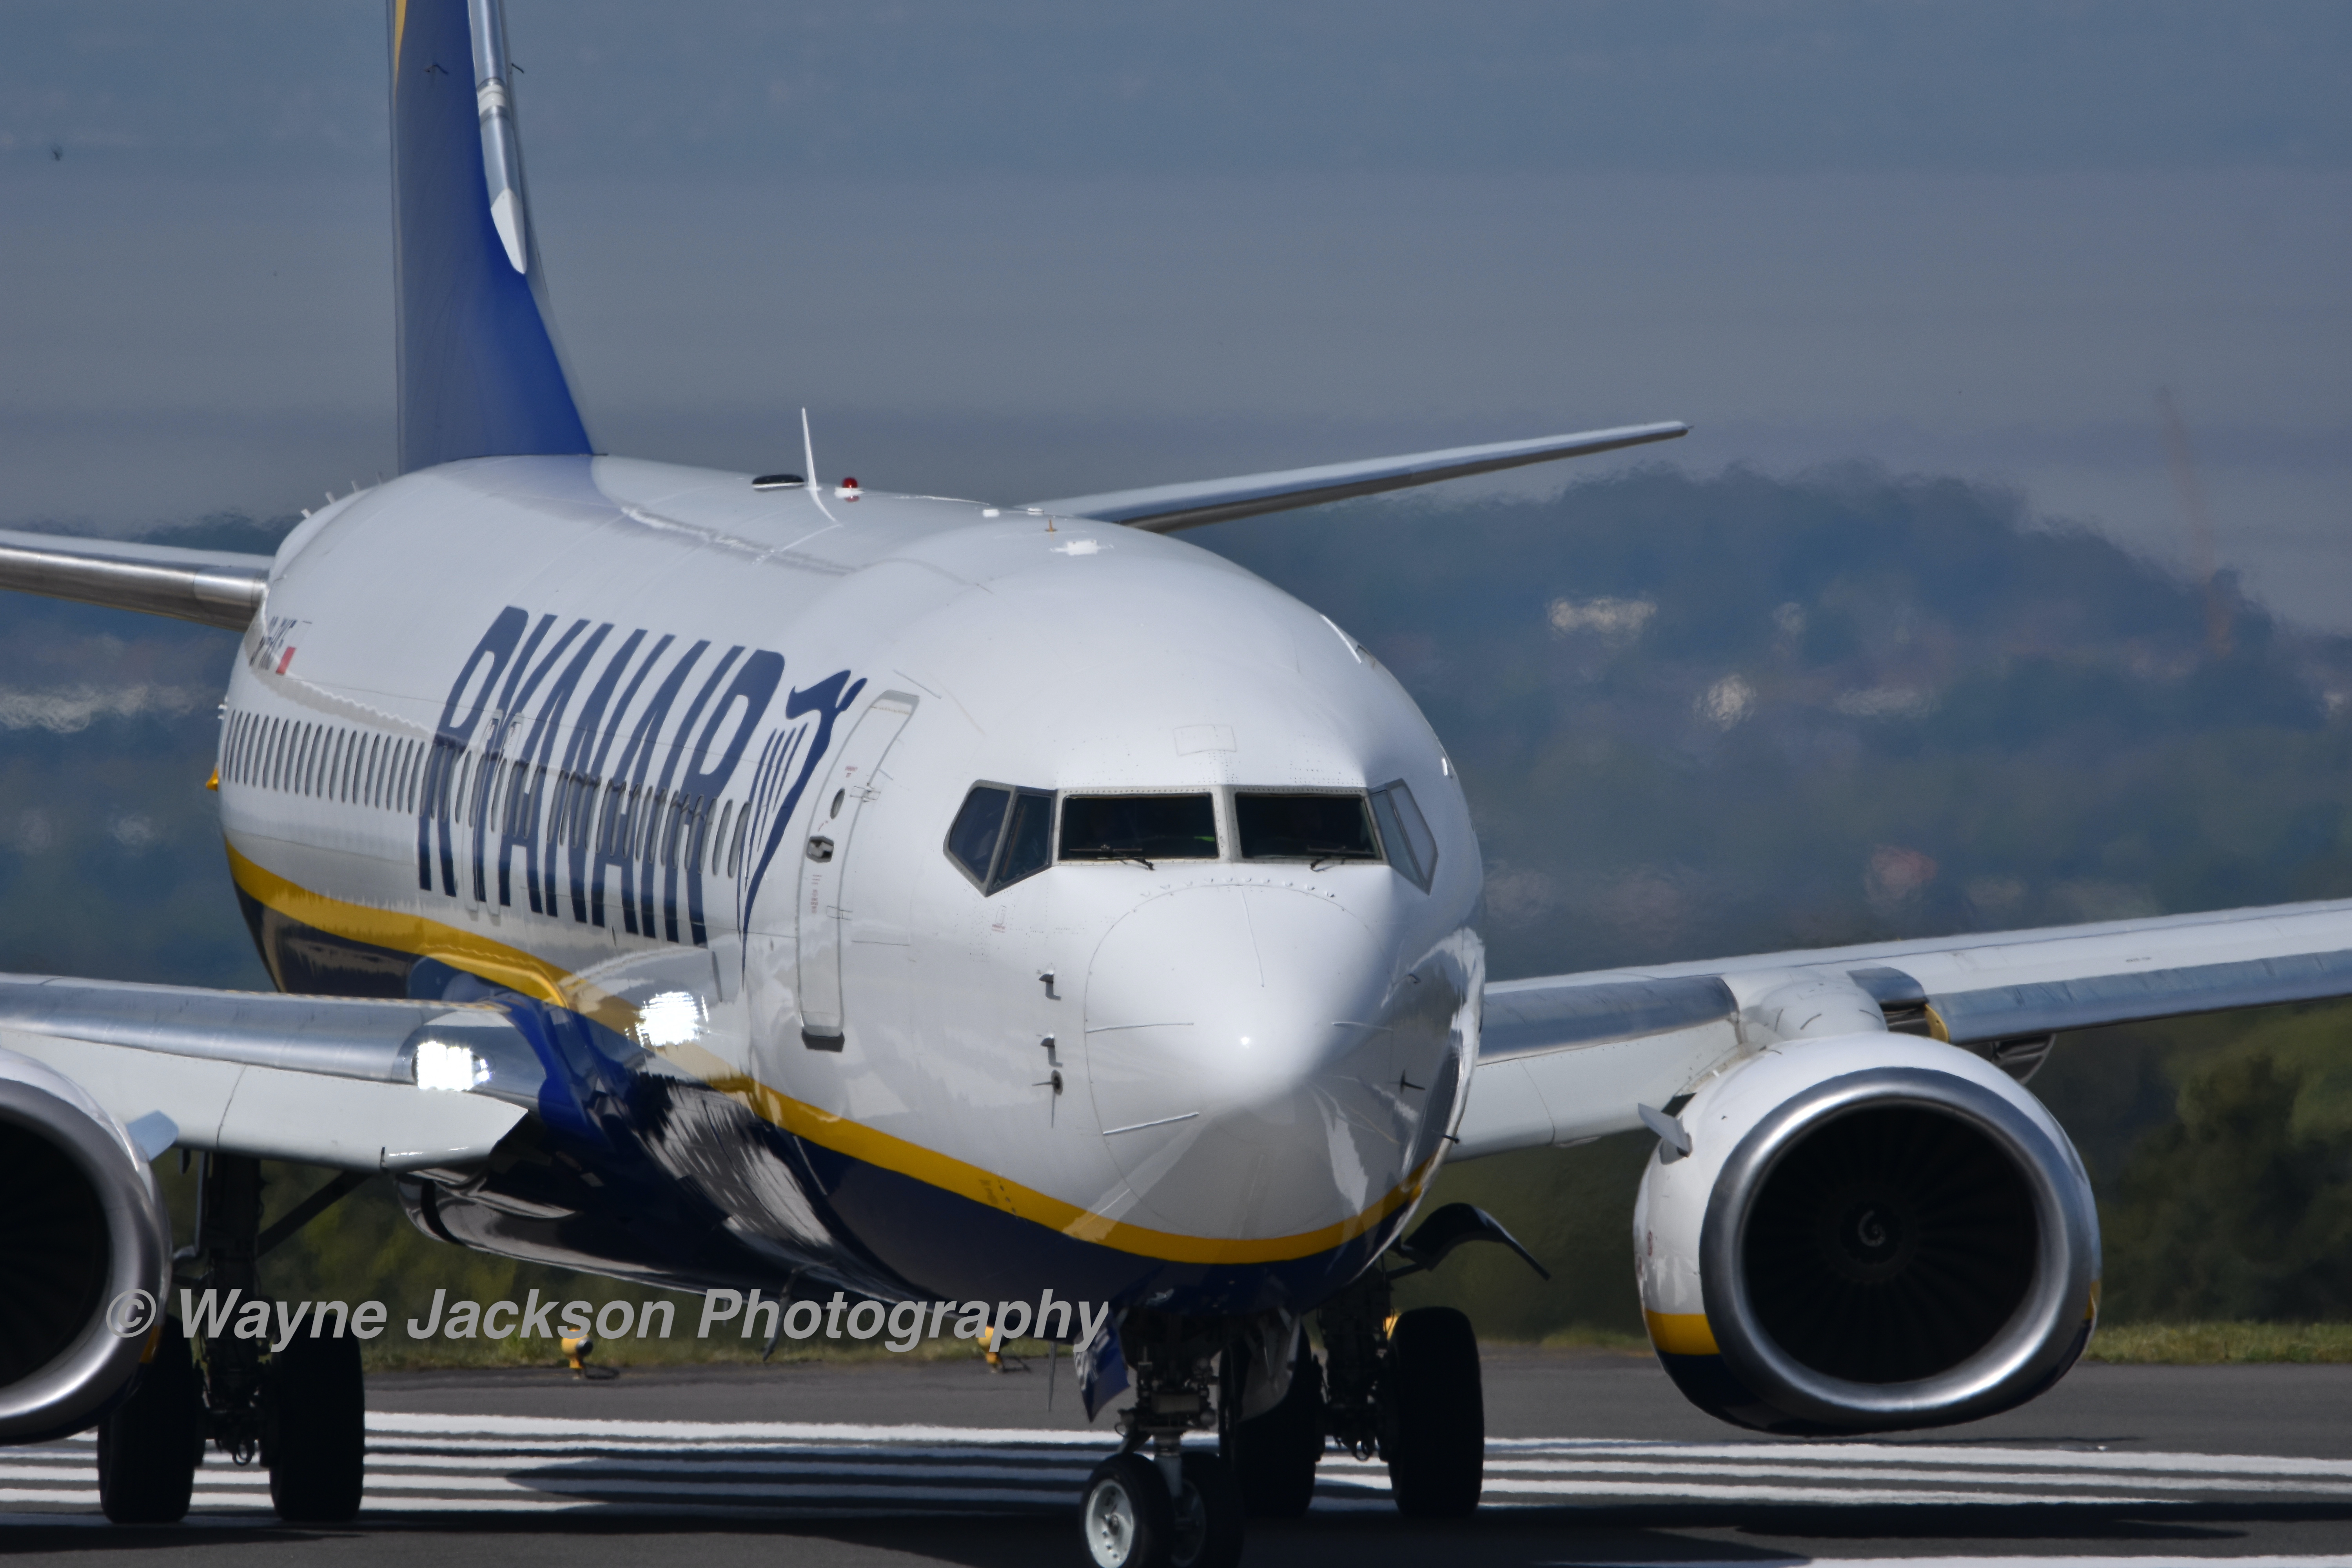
801 408 818 492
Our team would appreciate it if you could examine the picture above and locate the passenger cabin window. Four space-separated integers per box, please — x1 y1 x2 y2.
1369 780 1438 891
1235 792 1380 864
944 782 1055 893
1059 793 1216 866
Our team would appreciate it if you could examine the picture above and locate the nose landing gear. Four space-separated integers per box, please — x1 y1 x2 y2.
1080 1314 1246 1568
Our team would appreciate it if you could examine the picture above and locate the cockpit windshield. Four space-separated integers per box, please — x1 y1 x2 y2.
947 780 1435 889
1235 792 1380 863
1058 794 1217 866
944 782 1055 893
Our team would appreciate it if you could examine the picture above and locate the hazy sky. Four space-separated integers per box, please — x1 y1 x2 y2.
4 3 2347 621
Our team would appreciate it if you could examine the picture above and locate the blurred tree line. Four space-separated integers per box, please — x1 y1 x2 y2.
7 465 2351 1343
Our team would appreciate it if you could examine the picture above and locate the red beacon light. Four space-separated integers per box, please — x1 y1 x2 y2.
836 476 862 500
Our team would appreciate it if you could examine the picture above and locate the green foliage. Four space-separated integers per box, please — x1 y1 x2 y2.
2085 1321 2352 1364
2100 1048 2352 1322
1389 1136 1652 1337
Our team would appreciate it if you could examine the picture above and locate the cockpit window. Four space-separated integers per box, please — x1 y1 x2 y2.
1369 780 1438 891
998 789 1055 886
945 786 1011 886
1059 793 1217 866
1235 792 1379 863
944 782 1056 893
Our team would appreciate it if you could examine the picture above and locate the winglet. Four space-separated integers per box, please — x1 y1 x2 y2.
390 0 592 474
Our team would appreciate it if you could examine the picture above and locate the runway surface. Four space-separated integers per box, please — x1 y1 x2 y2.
4 1350 2348 1565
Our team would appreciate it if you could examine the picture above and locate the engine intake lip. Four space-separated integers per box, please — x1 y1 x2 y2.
0 1074 170 1445
1698 1065 2096 1431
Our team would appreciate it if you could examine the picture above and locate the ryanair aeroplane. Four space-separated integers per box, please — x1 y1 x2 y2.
4 5 2347 1564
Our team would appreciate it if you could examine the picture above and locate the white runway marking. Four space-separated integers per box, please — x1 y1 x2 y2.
1566 1560 2352 1568
0 1416 2344 1527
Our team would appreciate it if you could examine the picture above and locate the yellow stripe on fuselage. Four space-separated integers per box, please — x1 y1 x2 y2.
226 844 1434 1266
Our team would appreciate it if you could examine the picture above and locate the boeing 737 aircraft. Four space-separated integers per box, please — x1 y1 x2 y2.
5 5 2350 1566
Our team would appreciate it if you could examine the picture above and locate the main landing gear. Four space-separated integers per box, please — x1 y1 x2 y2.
1318 1268 1485 1517
97 1154 367 1526
1076 1204 1541 1566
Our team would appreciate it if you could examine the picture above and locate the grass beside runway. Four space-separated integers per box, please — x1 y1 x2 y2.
2082 1321 2352 1363
1523 1321 2352 1365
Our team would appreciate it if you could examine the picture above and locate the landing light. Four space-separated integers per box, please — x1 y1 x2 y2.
635 990 708 1049
413 1040 488 1092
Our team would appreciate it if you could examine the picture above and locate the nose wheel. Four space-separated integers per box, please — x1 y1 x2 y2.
1078 1451 1243 1568
1082 1314 1246 1568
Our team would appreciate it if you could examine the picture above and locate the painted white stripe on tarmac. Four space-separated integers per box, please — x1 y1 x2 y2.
1557 1559 2352 1568
1475 1457 2352 1495
365 1412 1115 1446
1489 1438 2352 1479
7 1416 2349 1534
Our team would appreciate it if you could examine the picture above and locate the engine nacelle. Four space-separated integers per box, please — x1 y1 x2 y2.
0 1049 172 1444
1634 1034 2098 1434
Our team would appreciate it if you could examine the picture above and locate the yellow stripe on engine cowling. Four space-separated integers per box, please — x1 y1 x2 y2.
1644 1309 1720 1357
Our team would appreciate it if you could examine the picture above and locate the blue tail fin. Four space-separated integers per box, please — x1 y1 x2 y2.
389 0 592 474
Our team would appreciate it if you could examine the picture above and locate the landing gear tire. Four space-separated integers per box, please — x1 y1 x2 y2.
96 1319 201 1524
1079 1450 1243 1568
266 1330 365 1522
1172 1452 1244 1568
1382 1305 1483 1519
1080 1452 1172 1568
1232 1338 1323 1518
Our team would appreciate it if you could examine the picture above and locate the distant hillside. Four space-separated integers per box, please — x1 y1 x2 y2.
1203 465 2352 981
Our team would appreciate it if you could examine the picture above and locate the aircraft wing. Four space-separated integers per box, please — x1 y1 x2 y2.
0 527 271 631
0 975 534 1172
1024 422 1689 533
1454 895 2352 1160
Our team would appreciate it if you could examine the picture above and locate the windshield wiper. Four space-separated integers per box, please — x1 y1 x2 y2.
1088 843 1155 870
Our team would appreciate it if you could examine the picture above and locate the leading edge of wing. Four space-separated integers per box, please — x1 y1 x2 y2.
1452 895 2352 1161
0 974 531 1172
1021 421 1690 534
0 528 271 630
1488 892 2352 1040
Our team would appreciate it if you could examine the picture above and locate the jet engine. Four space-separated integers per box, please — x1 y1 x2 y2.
1633 1034 2098 1434
0 1049 172 1443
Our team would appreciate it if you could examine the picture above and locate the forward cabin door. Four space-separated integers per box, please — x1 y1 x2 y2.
794 691 918 1049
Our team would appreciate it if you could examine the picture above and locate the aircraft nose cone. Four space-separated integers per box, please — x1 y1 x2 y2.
1083 884 1459 1244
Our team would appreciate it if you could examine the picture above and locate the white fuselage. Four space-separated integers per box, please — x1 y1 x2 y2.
214 455 1484 1309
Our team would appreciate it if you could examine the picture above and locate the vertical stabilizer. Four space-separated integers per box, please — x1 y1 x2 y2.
390 0 592 474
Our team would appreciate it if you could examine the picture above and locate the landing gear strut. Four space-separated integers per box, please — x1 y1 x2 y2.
1078 1312 1244 1568
98 1155 367 1525
1072 1203 1528 1563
